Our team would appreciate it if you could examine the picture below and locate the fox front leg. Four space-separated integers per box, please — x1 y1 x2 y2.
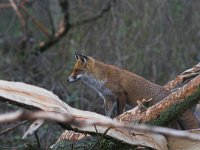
103 93 126 117
104 99 115 117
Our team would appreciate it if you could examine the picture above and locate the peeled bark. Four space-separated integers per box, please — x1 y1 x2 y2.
0 80 168 150
0 63 200 149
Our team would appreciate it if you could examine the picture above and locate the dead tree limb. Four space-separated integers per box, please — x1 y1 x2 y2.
118 74 200 126
1 110 200 141
0 1 112 53
0 110 167 149
19 4 51 38
0 74 198 149
0 3 12 9
9 0 26 28
35 0 112 53
164 63 200 91
0 120 28 135
0 80 166 150
70 1 111 27
145 75 200 123
0 63 200 149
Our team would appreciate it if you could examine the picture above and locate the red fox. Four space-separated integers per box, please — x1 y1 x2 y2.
67 54 200 129
67 54 169 116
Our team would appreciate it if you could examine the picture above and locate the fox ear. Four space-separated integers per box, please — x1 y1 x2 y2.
79 55 88 64
75 54 79 60
75 54 88 64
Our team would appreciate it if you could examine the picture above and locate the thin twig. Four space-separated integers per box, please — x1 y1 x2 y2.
71 1 111 27
0 3 12 9
35 130 41 150
9 0 26 28
0 71 200 148
19 4 51 38
94 124 99 135
1 110 200 141
0 144 27 150
0 120 28 136
89 127 111 150
35 0 112 53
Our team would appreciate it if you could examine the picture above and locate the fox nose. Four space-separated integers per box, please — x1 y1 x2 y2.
67 77 71 82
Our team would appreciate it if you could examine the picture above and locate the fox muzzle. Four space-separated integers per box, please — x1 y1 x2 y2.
67 74 83 82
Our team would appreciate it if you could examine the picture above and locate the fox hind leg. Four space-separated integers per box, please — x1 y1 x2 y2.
117 93 126 115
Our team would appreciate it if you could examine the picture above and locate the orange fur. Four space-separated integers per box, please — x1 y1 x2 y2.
68 54 200 129
68 54 169 116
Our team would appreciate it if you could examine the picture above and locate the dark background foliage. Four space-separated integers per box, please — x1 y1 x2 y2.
0 0 199 149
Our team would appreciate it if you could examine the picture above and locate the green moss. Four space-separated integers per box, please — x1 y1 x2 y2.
148 86 200 126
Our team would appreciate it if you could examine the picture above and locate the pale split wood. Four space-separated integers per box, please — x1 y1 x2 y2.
0 80 70 112
167 129 200 150
0 66 199 149
58 130 89 142
23 119 44 139
1 77 200 149
164 63 200 91
50 130 89 149
0 80 167 150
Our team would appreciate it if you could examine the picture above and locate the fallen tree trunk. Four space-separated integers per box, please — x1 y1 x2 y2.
0 80 168 149
0 63 200 149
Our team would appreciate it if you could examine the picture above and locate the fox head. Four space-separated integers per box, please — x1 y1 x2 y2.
67 54 92 82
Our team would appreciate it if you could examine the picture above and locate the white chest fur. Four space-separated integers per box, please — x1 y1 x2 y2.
82 75 113 97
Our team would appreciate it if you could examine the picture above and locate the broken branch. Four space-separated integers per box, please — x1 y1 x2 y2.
0 110 200 142
164 63 200 90
0 63 200 149
36 0 112 53
9 0 26 28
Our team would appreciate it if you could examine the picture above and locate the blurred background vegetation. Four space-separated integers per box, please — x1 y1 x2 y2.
0 0 200 149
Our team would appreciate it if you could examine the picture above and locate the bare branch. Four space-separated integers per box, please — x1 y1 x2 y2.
0 71 200 149
0 110 200 142
0 1 51 38
35 131 41 150
19 4 51 38
9 0 26 28
0 3 12 9
71 1 111 27
4 0 112 53
0 106 167 150
35 0 112 53
35 0 70 53
0 120 28 135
